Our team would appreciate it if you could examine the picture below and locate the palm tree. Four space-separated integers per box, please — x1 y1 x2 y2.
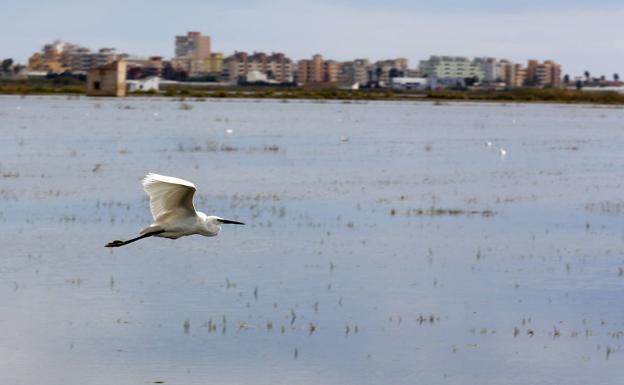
1 58 13 73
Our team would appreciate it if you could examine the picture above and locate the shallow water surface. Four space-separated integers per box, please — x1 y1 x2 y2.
1 96 624 385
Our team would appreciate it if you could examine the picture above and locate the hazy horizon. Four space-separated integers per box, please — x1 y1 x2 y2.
2 0 622 77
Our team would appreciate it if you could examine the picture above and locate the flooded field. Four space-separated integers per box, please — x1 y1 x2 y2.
1 95 624 385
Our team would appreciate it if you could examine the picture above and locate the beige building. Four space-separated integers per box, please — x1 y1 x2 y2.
223 52 293 83
192 53 224 75
28 41 67 72
297 54 339 84
28 41 72 72
28 53 66 73
175 32 211 59
124 56 165 78
297 54 323 83
28 41 118 73
172 32 223 77
537 60 561 87
370 58 409 84
324 60 340 83
172 53 224 77
526 59 561 87
500 60 526 87
86 60 127 97
526 60 539 85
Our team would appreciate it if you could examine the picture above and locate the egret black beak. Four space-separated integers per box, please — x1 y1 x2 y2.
219 219 245 225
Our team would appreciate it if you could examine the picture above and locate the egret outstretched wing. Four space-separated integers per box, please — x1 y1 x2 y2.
142 173 197 223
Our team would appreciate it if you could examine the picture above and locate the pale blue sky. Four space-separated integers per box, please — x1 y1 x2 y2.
1 0 622 76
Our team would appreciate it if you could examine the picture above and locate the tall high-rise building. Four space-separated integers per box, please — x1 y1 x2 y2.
175 32 211 59
172 32 225 77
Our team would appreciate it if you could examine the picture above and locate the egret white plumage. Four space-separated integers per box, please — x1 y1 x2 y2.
106 173 244 247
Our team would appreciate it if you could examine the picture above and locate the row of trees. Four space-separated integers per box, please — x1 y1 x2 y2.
563 72 620 85
1 58 26 77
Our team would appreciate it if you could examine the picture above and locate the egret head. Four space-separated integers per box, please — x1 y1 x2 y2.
199 215 245 237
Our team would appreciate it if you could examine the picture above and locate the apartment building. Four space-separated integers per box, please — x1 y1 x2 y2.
124 56 165 79
339 59 370 85
222 51 293 83
172 32 225 77
297 54 323 83
297 54 339 84
370 58 409 84
500 60 526 87
175 32 211 59
541 60 562 87
68 48 116 72
264 52 294 83
28 41 117 72
419 56 484 80
473 57 505 84
527 60 561 87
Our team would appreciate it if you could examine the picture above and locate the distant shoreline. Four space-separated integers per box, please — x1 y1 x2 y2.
1 82 623 105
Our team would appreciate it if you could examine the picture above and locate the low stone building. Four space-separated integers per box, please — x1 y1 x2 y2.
86 60 126 97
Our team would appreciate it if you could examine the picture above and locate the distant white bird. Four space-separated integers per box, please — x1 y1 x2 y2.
499 148 507 157
226 128 234 135
106 173 244 247
486 141 493 147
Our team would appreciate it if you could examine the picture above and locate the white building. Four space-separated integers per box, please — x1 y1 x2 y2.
390 77 432 90
473 57 505 84
419 56 484 80
245 70 279 84
126 76 160 93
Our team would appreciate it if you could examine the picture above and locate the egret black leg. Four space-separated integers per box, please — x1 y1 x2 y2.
105 230 165 248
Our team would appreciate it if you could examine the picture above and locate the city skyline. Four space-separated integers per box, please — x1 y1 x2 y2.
2 0 623 77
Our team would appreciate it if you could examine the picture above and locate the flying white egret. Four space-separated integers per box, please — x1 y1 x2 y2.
106 173 244 247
